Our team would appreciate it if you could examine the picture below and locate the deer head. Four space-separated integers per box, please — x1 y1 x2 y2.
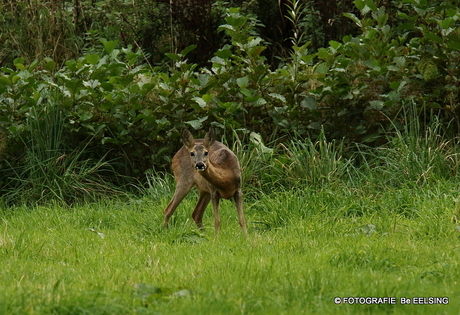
182 128 216 172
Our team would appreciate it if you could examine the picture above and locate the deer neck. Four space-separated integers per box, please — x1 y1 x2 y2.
199 161 238 195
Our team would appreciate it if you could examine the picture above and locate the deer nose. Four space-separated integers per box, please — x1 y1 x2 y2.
195 162 206 171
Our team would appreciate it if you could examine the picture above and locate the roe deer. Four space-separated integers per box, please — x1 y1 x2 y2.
163 128 247 235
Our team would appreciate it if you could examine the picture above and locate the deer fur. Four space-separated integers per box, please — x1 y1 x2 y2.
163 128 247 234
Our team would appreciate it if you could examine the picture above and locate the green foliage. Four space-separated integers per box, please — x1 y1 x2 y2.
401 0 460 113
277 130 348 187
1 2 460 205
0 0 173 67
0 0 80 66
1 43 156 178
354 104 460 188
284 0 307 47
313 0 460 143
5 105 123 205
2 3 460 312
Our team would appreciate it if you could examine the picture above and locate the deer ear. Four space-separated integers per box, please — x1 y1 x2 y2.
204 128 216 148
182 129 194 148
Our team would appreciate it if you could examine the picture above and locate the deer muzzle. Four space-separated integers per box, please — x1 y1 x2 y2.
195 162 206 171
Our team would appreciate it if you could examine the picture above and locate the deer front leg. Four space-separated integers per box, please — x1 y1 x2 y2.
163 181 193 227
192 191 211 228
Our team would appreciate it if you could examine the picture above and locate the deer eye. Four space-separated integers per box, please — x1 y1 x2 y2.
190 152 195 157
204 151 209 156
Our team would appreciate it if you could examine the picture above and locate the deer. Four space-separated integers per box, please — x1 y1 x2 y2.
163 128 247 235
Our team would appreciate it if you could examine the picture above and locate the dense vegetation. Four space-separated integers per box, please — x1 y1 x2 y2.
1 1 460 313
0 0 459 204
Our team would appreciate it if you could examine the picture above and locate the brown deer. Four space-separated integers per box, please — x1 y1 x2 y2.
163 128 247 235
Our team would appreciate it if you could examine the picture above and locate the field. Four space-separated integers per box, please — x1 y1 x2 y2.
1 1 460 313
1 178 459 314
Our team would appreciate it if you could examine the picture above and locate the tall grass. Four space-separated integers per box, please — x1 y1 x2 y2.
235 108 460 195
232 130 281 197
276 129 349 187
1 0 81 66
231 128 348 201
5 105 122 205
353 113 460 189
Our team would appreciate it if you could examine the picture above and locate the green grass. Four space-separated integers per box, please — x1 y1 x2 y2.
4 104 123 206
1 180 459 314
2 115 460 314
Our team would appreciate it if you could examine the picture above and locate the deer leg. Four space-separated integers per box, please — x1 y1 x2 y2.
163 182 193 227
210 191 221 234
192 191 211 228
234 189 248 235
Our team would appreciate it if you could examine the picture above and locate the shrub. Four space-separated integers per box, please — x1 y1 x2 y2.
1 2 460 204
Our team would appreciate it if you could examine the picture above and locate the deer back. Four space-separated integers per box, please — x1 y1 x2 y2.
202 142 241 198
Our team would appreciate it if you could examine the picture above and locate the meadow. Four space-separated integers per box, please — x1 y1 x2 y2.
1 149 460 314
1 1 460 313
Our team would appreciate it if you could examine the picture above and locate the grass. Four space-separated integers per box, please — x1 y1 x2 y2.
1 180 459 314
4 105 123 206
2 114 460 314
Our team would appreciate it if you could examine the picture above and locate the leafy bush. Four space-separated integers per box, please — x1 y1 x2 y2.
1 1 460 204
313 0 460 144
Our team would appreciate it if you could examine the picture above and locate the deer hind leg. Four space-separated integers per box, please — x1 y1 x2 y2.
210 191 221 234
192 191 211 228
163 182 193 227
234 189 248 235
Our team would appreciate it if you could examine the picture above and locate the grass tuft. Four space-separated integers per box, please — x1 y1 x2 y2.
4 105 124 206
